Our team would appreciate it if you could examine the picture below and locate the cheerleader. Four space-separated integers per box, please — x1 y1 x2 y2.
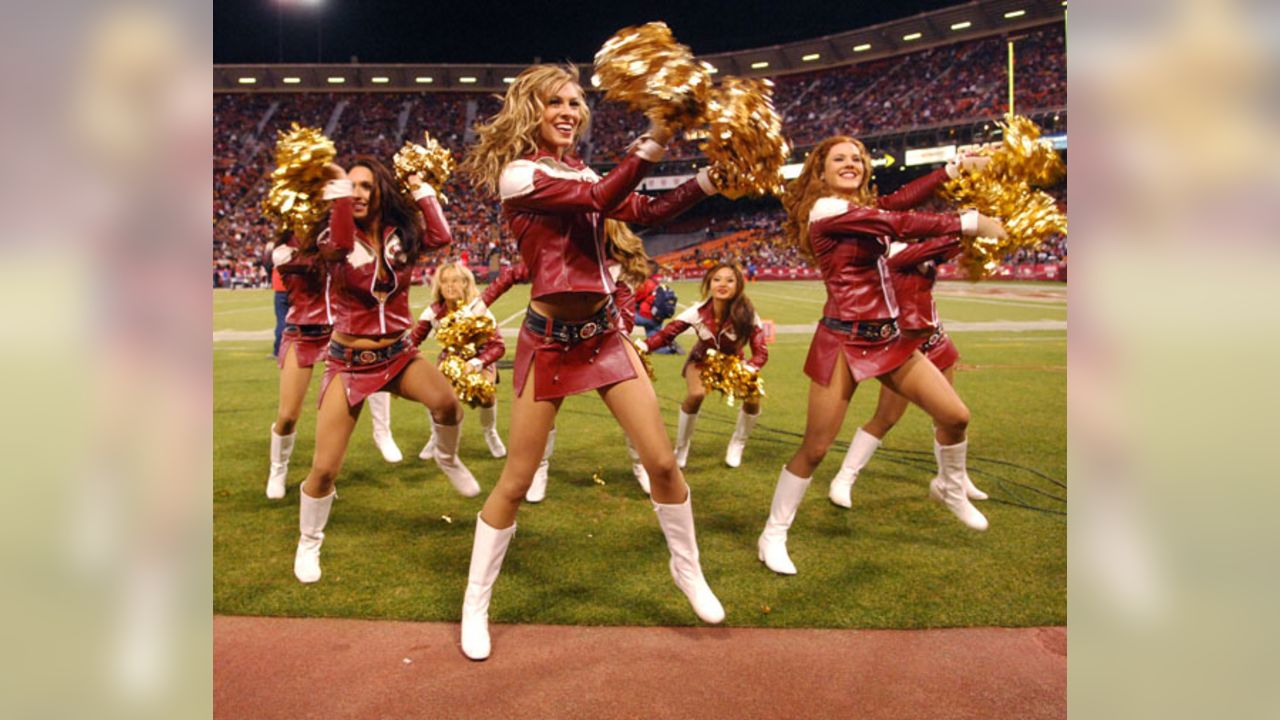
292 156 478 584
828 235 989 507
266 233 400 499
758 136 1007 576
645 262 768 468
413 261 508 461
469 220 655 501
456 64 723 660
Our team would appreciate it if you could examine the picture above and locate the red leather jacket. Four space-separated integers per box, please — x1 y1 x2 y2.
323 185 452 336
808 169 969 322
272 240 332 326
498 147 714 300
408 300 505 367
481 261 638 334
887 236 962 331
645 299 769 369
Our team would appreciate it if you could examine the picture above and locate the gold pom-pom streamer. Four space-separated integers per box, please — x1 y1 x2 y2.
701 77 791 199
633 342 656 380
393 130 455 202
940 114 1067 280
434 310 498 407
698 349 765 408
262 123 336 240
593 22 712 131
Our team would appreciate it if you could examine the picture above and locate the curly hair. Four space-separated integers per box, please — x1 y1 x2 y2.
605 219 650 288
461 64 592 195
780 136 876 258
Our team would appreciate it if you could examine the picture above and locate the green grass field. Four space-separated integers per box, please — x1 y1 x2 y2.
214 280 1065 628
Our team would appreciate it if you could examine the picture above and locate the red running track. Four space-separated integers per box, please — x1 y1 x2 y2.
215 616 1065 719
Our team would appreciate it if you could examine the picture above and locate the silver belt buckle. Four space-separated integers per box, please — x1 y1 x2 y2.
578 322 599 339
358 350 378 364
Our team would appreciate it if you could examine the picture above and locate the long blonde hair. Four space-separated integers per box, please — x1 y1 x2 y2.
780 136 877 258
605 219 650 288
429 261 479 310
462 64 592 195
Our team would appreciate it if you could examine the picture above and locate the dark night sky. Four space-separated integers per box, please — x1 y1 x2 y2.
215 0 962 65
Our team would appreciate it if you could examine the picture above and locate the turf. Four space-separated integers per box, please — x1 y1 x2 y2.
214 280 1065 628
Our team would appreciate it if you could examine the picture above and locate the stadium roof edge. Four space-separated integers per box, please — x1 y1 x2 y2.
216 0 1065 92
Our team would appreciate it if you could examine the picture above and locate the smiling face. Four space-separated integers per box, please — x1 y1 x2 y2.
537 81 584 156
821 141 870 195
709 267 738 301
348 165 377 222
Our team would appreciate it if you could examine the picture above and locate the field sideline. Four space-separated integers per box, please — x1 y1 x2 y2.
214 279 1065 629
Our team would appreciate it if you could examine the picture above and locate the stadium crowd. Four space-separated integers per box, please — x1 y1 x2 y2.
213 23 1066 285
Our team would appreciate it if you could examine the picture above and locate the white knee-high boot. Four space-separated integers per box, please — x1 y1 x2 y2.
758 467 811 575
653 491 724 624
294 489 335 583
460 514 516 660
367 392 403 463
929 440 989 530
624 435 650 495
419 410 437 461
674 410 698 469
267 424 296 500
431 420 480 497
931 435 988 500
724 408 760 468
479 403 507 458
829 428 881 508
525 427 556 503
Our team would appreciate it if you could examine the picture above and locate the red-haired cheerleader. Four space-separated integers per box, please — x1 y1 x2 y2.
759 136 1006 576
292 156 477 584
645 262 768 468
827 235 990 507
456 64 723 660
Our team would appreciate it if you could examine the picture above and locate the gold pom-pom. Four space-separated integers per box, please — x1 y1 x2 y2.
438 355 497 408
262 123 336 240
593 22 712 131
699 349 765 407
435 310 498 407
393 130 454 202
941 114 1067 280
701 77 791 199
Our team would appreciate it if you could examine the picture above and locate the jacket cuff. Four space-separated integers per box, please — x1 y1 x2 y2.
630 135 667 163
271 245 295 266
960 209 979 235
412 184 437 201
323 179 353 200
695 167 718 196
945 157 962 180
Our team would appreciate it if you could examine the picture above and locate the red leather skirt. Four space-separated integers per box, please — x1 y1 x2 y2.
277 325 332 369
513 304 637 401
319 341 419 408
803 323 925 385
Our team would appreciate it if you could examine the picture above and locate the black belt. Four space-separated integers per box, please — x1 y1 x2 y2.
524 301 617 345
920 327 947 353
286 323 333 338
820 316 899 341
328 338 409 366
